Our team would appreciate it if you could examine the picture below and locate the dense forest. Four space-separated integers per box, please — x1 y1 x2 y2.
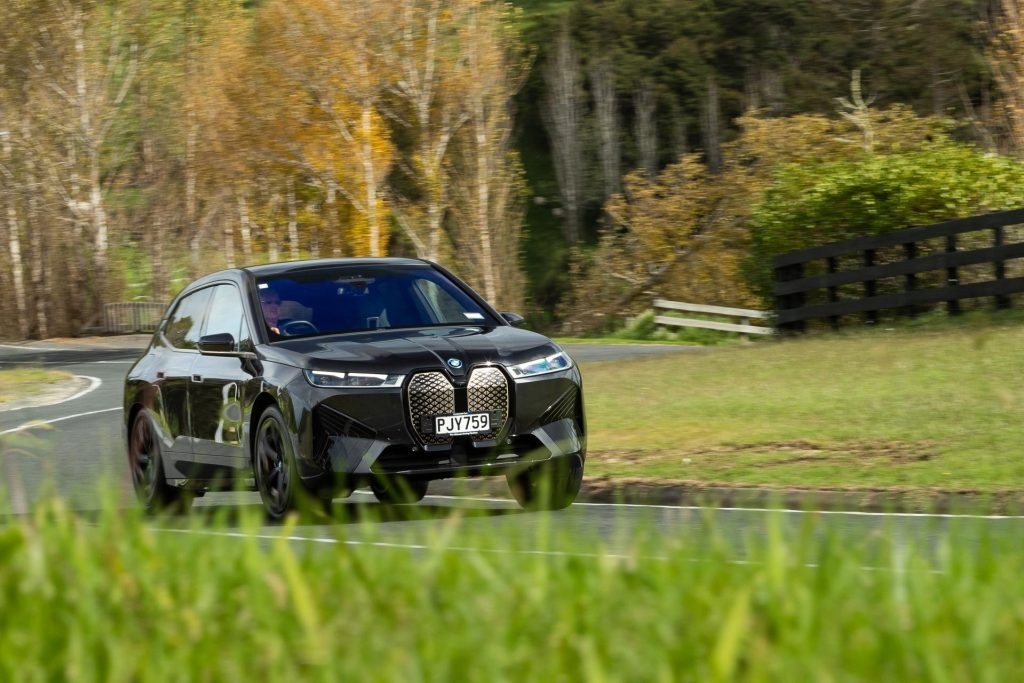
2 0 1024 338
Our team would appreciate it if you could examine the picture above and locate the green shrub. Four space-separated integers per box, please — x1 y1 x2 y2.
747 143 1024 299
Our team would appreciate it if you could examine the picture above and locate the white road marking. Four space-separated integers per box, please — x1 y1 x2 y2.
411 493 1024 520
0 343 67 351
152 526 637 560
0 360 135 366
0 406 121 436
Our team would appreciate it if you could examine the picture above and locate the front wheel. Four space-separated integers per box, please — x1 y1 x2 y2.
127 409 189 513
254 405 299 520
506 456 583 512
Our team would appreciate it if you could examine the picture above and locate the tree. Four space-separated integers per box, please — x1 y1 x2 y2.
541 21 584 244
449 0 529 311
385 0 471 263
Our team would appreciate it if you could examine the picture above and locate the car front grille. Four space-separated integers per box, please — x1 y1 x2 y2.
406 366 511 446
407 372 456 445
466 366 509 442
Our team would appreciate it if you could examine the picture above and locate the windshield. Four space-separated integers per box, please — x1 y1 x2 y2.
255 265 496 339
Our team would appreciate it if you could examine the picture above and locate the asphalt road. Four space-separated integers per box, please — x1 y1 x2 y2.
2 339 1023 563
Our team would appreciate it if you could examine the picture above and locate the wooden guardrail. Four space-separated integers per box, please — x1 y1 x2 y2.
102 302 167 334
653 299 773 338
772 207 1024 333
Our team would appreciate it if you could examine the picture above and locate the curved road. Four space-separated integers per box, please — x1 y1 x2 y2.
2 340 1022 562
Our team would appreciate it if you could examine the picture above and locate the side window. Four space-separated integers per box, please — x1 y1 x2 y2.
203 284 251 351
164 288 213 350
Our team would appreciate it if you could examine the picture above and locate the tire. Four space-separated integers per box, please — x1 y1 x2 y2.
253 405 300 520
127 409 190 513
506 455 583 512
370 476 428 505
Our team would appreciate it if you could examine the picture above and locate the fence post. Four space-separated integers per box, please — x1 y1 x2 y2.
902 242 918 318
864 249 877 325
994 226 1010 309
774 261 806 333
826 256 839 330
945 234 960 316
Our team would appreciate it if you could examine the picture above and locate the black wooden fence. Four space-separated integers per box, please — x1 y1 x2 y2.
773 208 1024 332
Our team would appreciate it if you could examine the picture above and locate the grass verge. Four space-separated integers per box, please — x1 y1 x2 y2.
581 322 1024 491
0 493 1022 680
0 368 76 408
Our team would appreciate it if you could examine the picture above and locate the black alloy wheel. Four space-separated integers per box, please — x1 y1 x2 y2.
506 455 584 511
370 476 429 505
254 405 299 519
128 410 188 513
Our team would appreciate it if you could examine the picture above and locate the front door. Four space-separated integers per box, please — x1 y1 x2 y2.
157 286 214 480
189 284 257 478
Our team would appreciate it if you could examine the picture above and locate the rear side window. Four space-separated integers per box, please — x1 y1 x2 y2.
203 284 251 351
164 288 213 350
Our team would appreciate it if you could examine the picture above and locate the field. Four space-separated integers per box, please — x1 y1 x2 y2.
0 495 1020 681
581 321 1024 492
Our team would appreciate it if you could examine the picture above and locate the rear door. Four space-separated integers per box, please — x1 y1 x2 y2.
155 287 213 478
189 283 256 474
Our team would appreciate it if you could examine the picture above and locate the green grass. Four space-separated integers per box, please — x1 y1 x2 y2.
581 322 1024 490
0 492 1023 680
0 368 75 407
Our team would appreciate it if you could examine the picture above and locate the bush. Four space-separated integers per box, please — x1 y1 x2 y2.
747 143 1024 299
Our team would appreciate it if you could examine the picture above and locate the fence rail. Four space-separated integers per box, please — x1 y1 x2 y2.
102 302 166 334
653 299 772 337
772 207 1024 332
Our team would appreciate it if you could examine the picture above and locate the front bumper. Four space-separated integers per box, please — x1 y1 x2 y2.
288 366 586 487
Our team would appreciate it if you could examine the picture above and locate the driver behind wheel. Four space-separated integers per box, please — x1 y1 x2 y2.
259 287 282 335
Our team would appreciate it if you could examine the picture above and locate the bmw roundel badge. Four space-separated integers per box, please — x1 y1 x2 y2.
447 358 463 369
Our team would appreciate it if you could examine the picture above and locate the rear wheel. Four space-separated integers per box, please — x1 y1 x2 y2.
371 476 428 505
254 406 299 520
507 456 583 511
128 409 189 513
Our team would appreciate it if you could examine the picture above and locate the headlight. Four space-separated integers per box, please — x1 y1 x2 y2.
303 370 404 388
506 350 573 378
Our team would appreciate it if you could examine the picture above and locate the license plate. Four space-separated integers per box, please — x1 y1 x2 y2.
435 413 490 435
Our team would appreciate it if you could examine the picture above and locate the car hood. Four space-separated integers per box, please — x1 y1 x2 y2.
257 325 561 378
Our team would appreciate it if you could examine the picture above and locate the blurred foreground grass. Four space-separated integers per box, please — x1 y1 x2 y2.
0 493 1022 681
582 321 1024 490
0 368 75 407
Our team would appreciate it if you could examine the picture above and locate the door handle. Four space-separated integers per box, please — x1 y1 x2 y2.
191 374 203 383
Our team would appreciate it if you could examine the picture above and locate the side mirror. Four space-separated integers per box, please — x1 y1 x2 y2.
501 312 526 327
198 332 236 354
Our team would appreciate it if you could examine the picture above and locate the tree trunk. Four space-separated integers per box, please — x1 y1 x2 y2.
633 82 658 177
360 105 381 257
1 134 29 338
237 191 253 263
542 24 583 244
287 176 299 260
590 57 621 198
3 202 29 339
474 116 496 304
701 75 722 173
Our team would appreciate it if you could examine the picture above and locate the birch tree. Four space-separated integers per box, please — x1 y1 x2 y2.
450 0 529 311
261 0 396 258
990 0 1024 156
542 22 584 245
633 81 658 177
590 56 621 198
385 0 471 263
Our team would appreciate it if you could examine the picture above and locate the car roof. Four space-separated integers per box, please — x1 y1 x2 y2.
241 257 429 279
